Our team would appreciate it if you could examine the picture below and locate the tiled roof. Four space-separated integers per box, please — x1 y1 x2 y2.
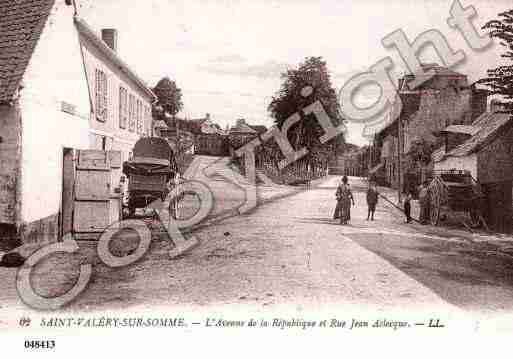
405 63 466 78
440 125 479 136
0 0 55 103
249 125 267 134
445 111 513 157
229 119 257 134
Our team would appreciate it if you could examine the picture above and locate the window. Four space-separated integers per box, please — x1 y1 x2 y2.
136 100 143 134
119 87 128 129
95 69 108 122
129 94 136 132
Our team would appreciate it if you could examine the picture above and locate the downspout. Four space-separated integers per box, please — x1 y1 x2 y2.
74 16 94 120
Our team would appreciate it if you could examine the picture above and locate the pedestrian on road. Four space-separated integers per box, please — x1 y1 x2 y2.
366 182 378 221
335 176 355 225
418 181 430 225
404 192 413 223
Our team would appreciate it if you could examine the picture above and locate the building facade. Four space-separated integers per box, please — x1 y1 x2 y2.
0 0 154 244
228 118 259 151
76 19 155 165
434 110 513 232
370 64 488 191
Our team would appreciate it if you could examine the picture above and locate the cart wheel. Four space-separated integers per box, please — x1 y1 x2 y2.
430 190 440 226
468 208 481 228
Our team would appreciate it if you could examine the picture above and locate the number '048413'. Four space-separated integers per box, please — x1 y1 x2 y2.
24 340 55 350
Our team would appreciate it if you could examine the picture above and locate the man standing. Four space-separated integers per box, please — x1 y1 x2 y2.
366 182 378 221
418 181 430 224
404 192 413 223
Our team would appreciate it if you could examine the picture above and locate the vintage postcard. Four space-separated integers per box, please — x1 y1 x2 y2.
1 0 513 356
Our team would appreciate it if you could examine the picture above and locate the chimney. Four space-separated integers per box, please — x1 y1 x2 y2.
101 29 118 53
205 113 210 121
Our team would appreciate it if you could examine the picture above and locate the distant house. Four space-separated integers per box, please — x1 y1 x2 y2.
338 147 369 177
0 0 155 243
248 124 267 135
434 109 513 232
228 118 260 151
190 113 227 156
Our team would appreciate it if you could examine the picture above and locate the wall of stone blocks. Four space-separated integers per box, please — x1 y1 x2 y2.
0 104 22 228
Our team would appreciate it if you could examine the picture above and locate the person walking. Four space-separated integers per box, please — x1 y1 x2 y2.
335 176 355 225
404 192 413 223
366 182 378 221
418 181 430 224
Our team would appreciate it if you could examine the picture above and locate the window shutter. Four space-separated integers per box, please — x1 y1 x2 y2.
94 69 109 122
103 72 108 121
129 94 135 132
119 87 128 129
95 69 100 118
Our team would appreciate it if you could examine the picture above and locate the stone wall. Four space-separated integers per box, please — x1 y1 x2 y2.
478 125 513 184
404 87 473 152
19 212 59 244
0 104 22 228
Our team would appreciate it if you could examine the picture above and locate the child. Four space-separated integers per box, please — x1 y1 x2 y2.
404 192 413 223
366 182 378 221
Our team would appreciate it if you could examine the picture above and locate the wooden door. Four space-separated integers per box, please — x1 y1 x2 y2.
72 150 122 235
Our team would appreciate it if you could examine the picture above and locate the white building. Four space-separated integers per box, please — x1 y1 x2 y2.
0 0 155 244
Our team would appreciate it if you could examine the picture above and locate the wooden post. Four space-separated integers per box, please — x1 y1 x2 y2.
397 115 403 205
61 148 75 239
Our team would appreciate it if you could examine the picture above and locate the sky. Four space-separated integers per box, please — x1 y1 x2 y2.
78 0 511 146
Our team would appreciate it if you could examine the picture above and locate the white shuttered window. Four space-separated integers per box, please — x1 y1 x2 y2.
129 94 136 132
95 69 108 122
119 87 128 129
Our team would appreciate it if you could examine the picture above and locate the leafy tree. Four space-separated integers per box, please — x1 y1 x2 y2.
477 10 513 112
153 77 183 116
267 57 344 169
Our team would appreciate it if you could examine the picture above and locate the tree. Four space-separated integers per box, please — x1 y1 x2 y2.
477 10 513 112
267 57 344 171
153 77 183 116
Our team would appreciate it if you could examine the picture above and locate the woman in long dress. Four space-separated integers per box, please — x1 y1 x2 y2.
335 176 355 225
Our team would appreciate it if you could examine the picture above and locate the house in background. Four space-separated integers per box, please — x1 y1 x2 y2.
0 0 155 245
228 118 260 151
192 113 227 156
338 147 369 178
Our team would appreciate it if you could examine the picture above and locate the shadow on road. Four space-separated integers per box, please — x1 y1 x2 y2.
348 232 513 313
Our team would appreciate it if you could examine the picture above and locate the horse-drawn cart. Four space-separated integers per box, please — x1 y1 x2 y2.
428 169 487 229
122 137 177 217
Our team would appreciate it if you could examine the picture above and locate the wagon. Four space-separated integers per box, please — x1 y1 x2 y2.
122 137 176 217
427 169 487 229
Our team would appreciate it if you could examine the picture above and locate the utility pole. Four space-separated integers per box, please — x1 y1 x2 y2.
174 114 181 219
397 111 403 205
368 138 372 180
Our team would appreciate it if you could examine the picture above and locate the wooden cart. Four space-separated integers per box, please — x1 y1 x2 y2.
428 169 487 229
122 137 176 217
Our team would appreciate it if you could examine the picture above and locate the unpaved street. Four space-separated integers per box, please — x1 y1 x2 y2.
2 173 513 326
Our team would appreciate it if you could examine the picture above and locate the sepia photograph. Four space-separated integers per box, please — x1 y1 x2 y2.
1 0 513 355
